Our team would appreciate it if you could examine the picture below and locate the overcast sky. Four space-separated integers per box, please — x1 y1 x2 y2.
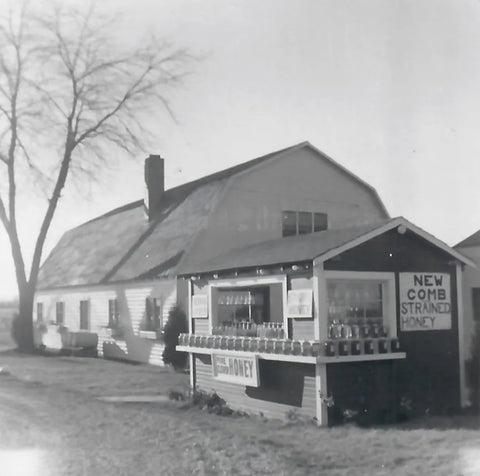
1 0 480 299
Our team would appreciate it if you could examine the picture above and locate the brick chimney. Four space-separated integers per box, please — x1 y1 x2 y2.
144 154 164 221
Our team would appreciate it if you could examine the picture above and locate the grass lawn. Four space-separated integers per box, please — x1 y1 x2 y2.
1 351 480 475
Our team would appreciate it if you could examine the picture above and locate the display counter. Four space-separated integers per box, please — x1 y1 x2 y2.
177 333 405 364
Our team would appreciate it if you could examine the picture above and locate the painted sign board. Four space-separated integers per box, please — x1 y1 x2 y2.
212 353 259 387
287 289 313 318
192 295 208 318
399 273 451 331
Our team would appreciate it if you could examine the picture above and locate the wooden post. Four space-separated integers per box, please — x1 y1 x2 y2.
315 363 328 426
456 263 467 407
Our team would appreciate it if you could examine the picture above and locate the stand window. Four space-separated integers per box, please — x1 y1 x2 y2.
327 280 389 338
217 287 269 325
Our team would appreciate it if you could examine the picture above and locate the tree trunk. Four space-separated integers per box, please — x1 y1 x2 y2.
15 283 35 352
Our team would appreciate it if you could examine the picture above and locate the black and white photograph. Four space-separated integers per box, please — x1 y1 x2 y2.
1 1 480 474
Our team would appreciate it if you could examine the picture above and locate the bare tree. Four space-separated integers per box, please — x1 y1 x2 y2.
0 2 191 350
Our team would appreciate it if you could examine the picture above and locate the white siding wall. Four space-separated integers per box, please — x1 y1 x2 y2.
457 246 480 360
35 278 177 365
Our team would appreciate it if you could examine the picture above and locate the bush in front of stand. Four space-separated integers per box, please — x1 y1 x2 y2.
191 390 233 416
162 305 188 370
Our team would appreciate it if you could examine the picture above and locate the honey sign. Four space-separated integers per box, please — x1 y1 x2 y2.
399 273 451 331
212 353 259 387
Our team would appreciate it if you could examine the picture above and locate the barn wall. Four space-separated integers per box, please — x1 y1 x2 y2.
183 147 387 271
195 354 316 420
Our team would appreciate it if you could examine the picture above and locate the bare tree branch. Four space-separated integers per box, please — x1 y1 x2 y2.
0 0 193 350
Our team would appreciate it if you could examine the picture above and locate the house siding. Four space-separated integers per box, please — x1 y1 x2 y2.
34 278 177 365
456 245 480 360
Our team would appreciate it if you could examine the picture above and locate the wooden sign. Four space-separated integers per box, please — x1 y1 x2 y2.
191 295 208 318
399 273 451 331
212 353 259 387
287 289 313 318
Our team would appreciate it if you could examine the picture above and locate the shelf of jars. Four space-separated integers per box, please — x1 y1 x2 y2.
213 322 285 338
176 332 406 364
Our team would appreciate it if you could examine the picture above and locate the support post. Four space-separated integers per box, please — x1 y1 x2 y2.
315 362 328 426
456 263 467 407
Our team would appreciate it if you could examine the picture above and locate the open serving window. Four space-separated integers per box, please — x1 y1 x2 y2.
217 287 269 324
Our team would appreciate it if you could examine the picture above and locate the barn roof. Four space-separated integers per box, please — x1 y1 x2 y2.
178 217 474 275
37 141 389 289
455 229 480 249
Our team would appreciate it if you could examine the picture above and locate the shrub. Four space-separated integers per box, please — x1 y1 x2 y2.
162 305 188 370
10 313 29 350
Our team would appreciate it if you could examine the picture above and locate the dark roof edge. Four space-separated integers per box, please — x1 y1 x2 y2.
163 141 308 197
36 275 174 293
82 199 144 227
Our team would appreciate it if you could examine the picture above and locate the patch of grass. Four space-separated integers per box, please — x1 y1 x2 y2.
1 352 480 475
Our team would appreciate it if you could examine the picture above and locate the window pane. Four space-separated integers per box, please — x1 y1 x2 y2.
80 300 89 330
282 211 297 237
298 212 312 235
56 302 64 325
153 298 162 329
108 299 119 328
37 303 43 322
314 213 328 232
217 287 269 324
327 280 386 336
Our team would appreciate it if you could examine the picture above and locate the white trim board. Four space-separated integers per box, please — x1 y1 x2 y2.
176 346 406 364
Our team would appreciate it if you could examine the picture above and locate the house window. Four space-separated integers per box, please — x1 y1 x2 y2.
298 212 313 235
56 301 65 325
282 211 297 237
472 288 480 321
36 302 43 322
143 297 162 331
282 211 328 237
314 212 328 232
108 299 120 328
327 280 389 338
79 300 89 330
217 287 269 325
